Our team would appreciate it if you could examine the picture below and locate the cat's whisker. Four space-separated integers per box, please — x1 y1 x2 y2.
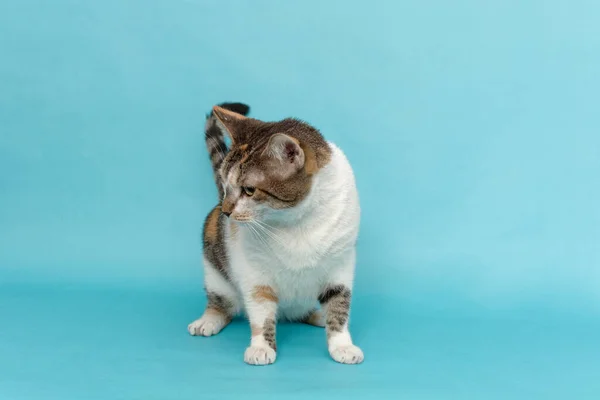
251 223 287 257
248 221 272 250
253 220 287 247
246 223 264 248
245 222 261 242
256 219 289 239
255 219 286 236
252 223 280 249
253 219 284 240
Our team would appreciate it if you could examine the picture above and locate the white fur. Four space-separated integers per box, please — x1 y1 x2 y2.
329 343 364 364
244 342 277 365
188 312 228 337
201 143 363 364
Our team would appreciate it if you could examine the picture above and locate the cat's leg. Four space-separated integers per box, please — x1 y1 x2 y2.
188 257 239 336
189 206 240 336
243 285 278 365
319 250 364 364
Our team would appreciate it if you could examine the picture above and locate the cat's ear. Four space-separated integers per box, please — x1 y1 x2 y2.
212 105 246 143
263 133 305 176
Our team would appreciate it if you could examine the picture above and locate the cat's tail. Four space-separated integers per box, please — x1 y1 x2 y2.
205 102 250 199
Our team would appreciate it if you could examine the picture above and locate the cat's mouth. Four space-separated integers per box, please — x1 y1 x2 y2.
233 216 253 223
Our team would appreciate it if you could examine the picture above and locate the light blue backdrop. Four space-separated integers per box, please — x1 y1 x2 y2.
1 1 599 399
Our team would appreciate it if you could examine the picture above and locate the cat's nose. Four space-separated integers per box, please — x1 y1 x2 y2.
222 210 231 217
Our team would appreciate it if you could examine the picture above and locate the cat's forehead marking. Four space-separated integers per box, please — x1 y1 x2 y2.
226 166 240 192
244 169 265 187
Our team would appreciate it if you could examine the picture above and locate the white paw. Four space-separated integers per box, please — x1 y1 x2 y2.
244 345 277 366
329 344 364 364
188 314 227 337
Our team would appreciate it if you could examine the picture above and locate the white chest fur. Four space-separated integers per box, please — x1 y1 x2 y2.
225 143 360 318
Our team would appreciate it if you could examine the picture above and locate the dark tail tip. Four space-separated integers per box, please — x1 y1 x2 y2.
217 102 250 116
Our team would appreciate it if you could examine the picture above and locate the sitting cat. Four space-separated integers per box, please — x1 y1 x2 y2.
188 102 363 365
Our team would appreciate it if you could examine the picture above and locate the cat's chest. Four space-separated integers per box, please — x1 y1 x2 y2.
242 226 328 271
228 227 334 305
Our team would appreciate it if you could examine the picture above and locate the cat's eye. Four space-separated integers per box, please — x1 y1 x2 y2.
242 186 255 196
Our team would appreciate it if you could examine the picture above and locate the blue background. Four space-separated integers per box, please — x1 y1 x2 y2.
1 0 599 398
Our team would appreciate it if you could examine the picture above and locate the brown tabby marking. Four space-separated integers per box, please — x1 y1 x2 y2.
221 198 235 216
204 206 220 242
202 206 230 279
211 106 332 211
318 285 352 338
205 103 250 199
206 292 235 316
300 143 319 175
263 318 277 350
252 285 279 303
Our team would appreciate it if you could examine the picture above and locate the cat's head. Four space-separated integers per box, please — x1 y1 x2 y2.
212 106 331 223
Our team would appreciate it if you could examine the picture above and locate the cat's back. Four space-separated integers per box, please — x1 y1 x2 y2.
318 141 360 232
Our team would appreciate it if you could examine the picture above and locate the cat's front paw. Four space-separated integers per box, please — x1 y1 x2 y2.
329 344 364 364
188 314 227 337
244 345 277 366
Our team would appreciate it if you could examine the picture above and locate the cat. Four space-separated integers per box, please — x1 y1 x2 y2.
188 102 363 365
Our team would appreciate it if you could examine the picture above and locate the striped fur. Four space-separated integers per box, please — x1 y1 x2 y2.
202 206 229 279
318 285 352 338
204 102 250 199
